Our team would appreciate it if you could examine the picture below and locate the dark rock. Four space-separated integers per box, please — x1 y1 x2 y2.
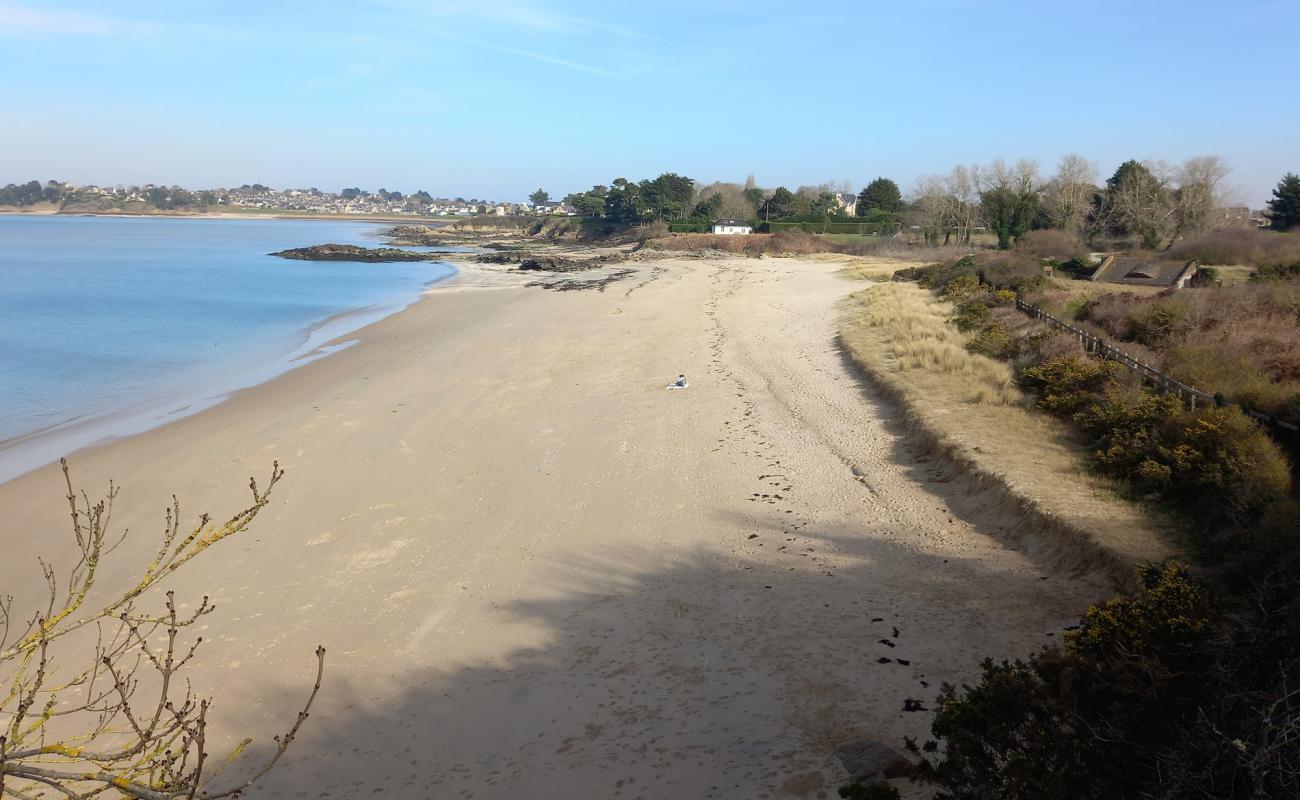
903 698 928 712
269 244 444 263
835 739 913 782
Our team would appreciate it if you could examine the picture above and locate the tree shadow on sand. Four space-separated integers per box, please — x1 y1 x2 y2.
239 517 1097 800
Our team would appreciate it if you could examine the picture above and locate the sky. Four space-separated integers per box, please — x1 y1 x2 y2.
1 0 1297 205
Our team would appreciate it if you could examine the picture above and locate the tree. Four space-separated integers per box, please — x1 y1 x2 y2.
1099 160 1174 249
604 178 643 226
856 177 903 218
978 160 1039 249
0 461 323 799
568 185 607 218
640 173 695 221
529 189 550 206
909 175 951 246
760 186 796 220
691 192 724 221
1172 155 1229 240
1043 154 1097 235
1267 172 1300 231
340 187 363 200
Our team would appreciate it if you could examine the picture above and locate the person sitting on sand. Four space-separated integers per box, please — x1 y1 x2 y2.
667 374 689 390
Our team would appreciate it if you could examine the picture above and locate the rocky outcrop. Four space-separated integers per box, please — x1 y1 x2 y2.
269 244 445 262
385 226 449 246
475 252 626 272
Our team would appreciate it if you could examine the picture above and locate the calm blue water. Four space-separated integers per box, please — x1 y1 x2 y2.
0 215 455 480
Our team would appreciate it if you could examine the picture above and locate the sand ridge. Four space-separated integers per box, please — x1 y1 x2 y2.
0 256 1108 798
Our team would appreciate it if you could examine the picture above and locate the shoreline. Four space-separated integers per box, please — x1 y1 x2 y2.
0 208 464 223
0 262 462 486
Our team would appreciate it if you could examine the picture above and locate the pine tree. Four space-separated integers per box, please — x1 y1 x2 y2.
1266 172 1300 231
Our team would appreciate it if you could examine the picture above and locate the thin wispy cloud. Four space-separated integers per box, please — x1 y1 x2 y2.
476 39 626 79
376 0 652 38
366 0 633 80
0 2 157 37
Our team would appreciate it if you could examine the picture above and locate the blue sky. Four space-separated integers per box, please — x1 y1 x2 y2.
1 0 1296 204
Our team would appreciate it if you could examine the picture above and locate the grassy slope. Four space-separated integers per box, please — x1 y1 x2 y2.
839 276 1172 589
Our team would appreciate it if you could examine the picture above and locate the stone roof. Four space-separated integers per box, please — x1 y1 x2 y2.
1090 256 1199 288
713 218 751 227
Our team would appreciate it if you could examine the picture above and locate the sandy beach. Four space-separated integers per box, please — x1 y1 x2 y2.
0 255 1109 798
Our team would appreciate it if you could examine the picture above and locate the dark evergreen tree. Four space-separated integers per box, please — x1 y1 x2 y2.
691 192 724 221
856 177 903 217
1266 172 1300 231
760 186 796 220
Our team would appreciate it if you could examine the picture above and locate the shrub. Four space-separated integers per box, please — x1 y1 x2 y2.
941 274 981 301
1019 356 1120 416
966 324 1016 359
838 782 901 800
909 563 1218 800
1025 362 1292 529
951 300 989 331
1015 229 1089 262
1077 282 1300 423
1056 256 1094 278
1165 227 1300 269
911 552 1300 799
977 252 1047 292
1253 261 1300 281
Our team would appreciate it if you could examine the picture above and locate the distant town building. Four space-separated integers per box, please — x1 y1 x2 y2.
834 192 858 216
711 218 753 235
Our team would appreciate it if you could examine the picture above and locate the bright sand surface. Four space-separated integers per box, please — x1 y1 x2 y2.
0 256 1109 798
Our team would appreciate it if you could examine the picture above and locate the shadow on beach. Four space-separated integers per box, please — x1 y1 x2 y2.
239 519 1089 800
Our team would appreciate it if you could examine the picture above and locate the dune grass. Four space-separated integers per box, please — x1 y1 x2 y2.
839 280 1171 582
844 282 1021 406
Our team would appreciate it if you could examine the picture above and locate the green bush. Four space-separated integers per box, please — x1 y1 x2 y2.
1022 360 1291 529
908 563 1218 800
838 782 900 800
910 556 1300 799
966 324 1016 359
1252 260 1300 281
1018 356 1120 416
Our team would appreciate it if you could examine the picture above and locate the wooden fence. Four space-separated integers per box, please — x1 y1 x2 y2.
1015 297 1299 435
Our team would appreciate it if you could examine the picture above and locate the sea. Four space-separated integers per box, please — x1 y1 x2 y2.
0 214 457 483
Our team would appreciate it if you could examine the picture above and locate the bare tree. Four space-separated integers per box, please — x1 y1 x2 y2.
1173 155 1231 240
0 461 323 799
695 181 756 220
945 165 982 246
909 174 950 246
1043 154 1097 235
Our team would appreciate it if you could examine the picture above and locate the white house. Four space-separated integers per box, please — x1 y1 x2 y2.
711 218 753 235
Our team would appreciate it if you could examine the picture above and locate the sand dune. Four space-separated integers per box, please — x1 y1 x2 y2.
0 256 1110 798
